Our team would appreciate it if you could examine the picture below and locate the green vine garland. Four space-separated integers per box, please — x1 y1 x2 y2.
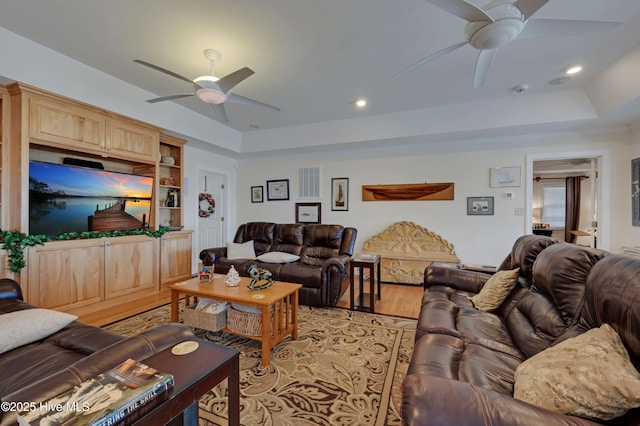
0 226 170 272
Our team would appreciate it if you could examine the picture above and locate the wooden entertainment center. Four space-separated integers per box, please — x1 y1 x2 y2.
0 82 192 325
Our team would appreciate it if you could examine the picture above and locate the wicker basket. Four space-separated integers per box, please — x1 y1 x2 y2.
183 303 227 332
227 306 272 336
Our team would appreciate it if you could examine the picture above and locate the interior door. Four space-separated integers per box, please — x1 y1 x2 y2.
196 171 226 265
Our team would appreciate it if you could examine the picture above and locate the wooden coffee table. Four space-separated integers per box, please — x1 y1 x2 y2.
168 276 302 367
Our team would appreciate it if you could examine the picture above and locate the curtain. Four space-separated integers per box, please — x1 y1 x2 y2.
565 176 581 243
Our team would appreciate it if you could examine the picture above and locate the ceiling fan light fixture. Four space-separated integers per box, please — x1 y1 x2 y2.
194 75 220 84
466 18 524 49
196 88 228 104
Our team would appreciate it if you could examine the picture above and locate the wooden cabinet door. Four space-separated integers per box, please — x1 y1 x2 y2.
160 231 193 284
106 117 159 163
29 96 106 152
27 240 104 310
104 236 158 298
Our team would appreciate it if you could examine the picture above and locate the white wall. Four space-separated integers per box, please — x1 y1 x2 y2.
235 130 633 265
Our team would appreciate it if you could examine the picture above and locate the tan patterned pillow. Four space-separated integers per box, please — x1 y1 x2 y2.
469 268 519 312
514 324 640 421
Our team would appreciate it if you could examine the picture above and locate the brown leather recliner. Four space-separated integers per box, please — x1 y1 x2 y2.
0 278 196 426
199 222 357 307
402 235 640 425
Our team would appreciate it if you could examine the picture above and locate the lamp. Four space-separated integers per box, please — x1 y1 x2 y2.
193 75 227 104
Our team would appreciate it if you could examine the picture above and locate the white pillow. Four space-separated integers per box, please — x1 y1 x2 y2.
256 251 300 264
0 308 78 354
226 240 256 260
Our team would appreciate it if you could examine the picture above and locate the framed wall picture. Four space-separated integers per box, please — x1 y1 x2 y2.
296 203 321 224
251 186 264 203
331 177 349 211
490 166 521 187
267 179 290 201
467 196 494 215
633 158 640 226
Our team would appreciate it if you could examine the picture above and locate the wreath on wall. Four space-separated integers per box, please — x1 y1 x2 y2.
198 192 216 218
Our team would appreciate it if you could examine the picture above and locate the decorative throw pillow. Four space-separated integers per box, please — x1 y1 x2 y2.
256 252 300 264
469 268 519 312
0 308 78 354
226 240 256 260
514 323 640 421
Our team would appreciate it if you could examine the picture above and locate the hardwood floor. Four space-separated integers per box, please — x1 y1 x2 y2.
335 282 424 319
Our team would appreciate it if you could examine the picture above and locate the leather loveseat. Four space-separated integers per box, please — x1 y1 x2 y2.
199 222 357 307
0 278 195 426
403 235 640 425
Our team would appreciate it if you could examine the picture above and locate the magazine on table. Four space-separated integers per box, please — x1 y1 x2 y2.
16 358 173 426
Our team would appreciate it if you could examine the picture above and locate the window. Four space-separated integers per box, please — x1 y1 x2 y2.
542 183 565 228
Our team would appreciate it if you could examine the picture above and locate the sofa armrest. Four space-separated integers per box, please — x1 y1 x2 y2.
424 265 491 293
322 254 351 275
319 254 350 306
0 278 22 300
199 247 227 265
402 375 602 426
3 323 195 405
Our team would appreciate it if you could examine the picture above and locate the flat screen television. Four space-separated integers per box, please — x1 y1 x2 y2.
29 160 154 236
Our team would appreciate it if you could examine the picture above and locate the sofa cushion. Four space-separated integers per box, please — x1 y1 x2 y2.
256 251 300 263
238 222 276 255
300 224 344 265
470 268 519 312
271 224 304 255
0 309 78 355
514 323 640 421
227 240 257 260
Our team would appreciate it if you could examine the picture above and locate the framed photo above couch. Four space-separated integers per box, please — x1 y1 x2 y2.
267 179 290 201
251 186 264 203
331 177 349 211
296 203 321 224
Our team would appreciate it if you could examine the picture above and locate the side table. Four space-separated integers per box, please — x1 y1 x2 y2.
350 254 381 313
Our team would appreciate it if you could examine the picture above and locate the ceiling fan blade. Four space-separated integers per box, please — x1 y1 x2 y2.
227 93 281 111
519 18 622 40
513 0 549 21
394 41 468 79
216 67 255 94
145 93 194 104
427 0 493 23
472 49 496 88
210 103 229 123
133 59 194 85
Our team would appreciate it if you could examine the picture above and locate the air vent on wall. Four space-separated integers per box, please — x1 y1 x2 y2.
297 166 321 199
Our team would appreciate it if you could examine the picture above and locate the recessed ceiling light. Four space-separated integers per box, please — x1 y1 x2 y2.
564 65 583 75
355 99 367 108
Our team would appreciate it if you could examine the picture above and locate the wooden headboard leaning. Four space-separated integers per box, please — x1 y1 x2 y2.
362 221 460 285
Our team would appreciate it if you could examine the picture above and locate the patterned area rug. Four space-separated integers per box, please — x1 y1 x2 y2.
104 304 416 426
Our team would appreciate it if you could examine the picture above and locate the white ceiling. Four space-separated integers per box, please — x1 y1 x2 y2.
1 0 640 149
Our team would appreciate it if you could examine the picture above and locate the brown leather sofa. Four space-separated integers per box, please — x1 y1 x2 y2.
0 278 195 426
199 222 357 307
403 235 640 425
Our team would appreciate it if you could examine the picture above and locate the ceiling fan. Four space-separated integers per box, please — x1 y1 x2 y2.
395 0 622 87
134 49 280 123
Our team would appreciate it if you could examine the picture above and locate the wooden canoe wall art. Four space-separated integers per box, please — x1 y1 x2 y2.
362 221 460 285
362 182 454 201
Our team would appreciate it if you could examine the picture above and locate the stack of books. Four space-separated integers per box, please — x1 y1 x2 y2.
16 358 173 426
